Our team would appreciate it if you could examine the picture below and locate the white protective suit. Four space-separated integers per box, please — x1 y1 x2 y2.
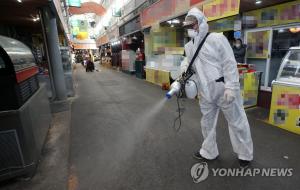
182 8 253 161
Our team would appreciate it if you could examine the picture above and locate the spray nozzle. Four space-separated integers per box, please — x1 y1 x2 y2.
165 81 181 99
166 93 172 99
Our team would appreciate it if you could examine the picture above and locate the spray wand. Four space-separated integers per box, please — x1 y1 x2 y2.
166 68 196 132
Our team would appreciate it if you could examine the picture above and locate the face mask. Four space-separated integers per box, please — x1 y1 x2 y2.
187 29 198 38
235 44 241 48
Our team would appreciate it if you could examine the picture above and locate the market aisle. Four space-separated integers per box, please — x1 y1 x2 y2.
69 65 300 190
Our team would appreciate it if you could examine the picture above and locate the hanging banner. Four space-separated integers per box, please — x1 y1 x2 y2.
70 19 89 40
203 0 240 21
244 0 300 29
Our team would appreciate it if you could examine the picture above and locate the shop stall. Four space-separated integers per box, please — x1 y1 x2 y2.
135 47 146 79
141 0 192 87
141 0 242 88
143 16 185 87
121 49 136 73
108 26 122 69
269 47 300 135
144 27 184 87
100 44 112 68
119 16 145 75
97 34 112 68
243 0 300 108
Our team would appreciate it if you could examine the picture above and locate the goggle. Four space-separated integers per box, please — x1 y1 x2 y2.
183 21 198 29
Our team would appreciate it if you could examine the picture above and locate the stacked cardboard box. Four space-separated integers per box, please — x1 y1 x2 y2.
121 50 136 72
101 57 112 68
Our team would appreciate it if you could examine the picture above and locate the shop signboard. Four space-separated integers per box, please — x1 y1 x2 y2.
269 84 300 135
190 0 205 6
52 0 70 36
244 0 300 29
71 20 89 40
234 20 241 31
96 35 109 46
67 0 81 7
203 0 240 21
140 0 176 27
123 0 136 17
112 7 122 17
208 15 238 32
174 0 190 15
108 27 119 41
119 16 141 36
246 30 270 59
141 0 211 28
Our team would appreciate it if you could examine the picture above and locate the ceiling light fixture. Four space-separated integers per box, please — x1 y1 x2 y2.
172 19 180 24
255 0 262 5
289 27 300 33
17 0 22 2
33 17 40 22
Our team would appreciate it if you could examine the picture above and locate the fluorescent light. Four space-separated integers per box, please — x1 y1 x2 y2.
255 0 262 5
172 19 180 24
17 0 22 2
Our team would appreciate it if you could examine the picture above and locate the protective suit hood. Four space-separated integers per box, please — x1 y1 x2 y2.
186 7 209 45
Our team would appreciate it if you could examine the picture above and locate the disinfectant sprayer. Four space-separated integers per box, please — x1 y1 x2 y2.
166 33 210 131
166 33 210 100
166 69 198 132
165 69 198 99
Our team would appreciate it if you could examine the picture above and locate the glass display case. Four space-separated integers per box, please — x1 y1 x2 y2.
275 47 300 85
0 35 39 111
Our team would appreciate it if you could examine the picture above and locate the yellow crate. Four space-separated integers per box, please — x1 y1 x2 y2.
145 68 170 86
145 68 155 84
241 72 260 108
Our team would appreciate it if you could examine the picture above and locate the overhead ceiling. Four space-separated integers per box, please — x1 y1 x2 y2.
0 0 296 34
0 0 48 32
240 0 295 12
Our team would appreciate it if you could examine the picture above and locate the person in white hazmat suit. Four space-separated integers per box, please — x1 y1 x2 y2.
181 7 253 168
